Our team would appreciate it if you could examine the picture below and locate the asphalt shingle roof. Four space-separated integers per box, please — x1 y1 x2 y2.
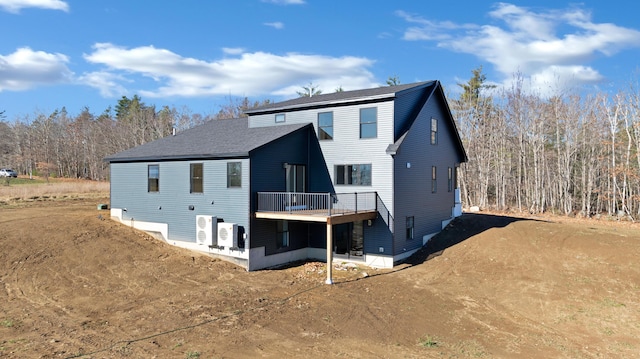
105 118 309 162
245 81 435 114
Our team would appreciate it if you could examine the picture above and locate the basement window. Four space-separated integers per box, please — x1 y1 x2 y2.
276 220 289 248
406 216 414 240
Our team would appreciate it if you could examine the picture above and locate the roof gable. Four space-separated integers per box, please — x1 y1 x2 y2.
105 118 310 162
392 81 468 163
246 81 435 115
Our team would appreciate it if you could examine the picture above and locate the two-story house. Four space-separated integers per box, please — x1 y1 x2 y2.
105 80 467 275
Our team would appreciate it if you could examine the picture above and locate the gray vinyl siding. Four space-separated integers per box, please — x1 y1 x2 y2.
110 159 250 243
392 95 464 255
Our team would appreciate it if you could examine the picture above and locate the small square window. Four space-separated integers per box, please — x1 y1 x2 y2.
275 114 285 123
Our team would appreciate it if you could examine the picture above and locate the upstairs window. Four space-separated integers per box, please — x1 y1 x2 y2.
335 164 372 186
227 162 242 188
359 107 377 138
431 118 438 145
148 164 159 192
190 163 203 193
275 114 285 123
318 112 333 140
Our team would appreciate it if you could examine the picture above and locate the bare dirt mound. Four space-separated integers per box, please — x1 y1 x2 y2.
1 199 639 358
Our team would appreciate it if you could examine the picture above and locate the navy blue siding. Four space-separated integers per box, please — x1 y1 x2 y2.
393 83 434 139
392 92 465 256
249 126 334 255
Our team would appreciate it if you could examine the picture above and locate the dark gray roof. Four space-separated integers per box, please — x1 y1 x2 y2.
246 81 435 114
105 118 309 162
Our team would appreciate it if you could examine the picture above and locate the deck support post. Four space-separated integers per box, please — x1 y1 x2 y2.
325 221 333 285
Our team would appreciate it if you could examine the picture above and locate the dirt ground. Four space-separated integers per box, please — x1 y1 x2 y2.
1 198 639 358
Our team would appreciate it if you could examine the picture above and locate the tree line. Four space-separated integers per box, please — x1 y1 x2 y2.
452 68 640 218
0 95 268 181
2 72 640 219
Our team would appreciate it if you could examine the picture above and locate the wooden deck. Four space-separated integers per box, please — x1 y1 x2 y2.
255 208 377 225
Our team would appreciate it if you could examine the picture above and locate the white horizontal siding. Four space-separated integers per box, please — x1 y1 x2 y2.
248 101 395 216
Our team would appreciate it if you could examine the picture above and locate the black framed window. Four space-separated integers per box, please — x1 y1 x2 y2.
148 164 159 192
190 163 203 193
318 112 333 140
431 166 437 193
448 167 453 192
359 107 377 138
335 164 371 186
276 220 289 248
431 118 438 145
227 162 242 188
406 216 414 240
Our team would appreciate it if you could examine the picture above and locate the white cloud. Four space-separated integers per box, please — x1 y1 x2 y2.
398 3 640 95
0 0 68 13
83 43 376 99
222 47 245 55
261 0 304 4
264 21 284 30
0 47 73 91
78 71 129 97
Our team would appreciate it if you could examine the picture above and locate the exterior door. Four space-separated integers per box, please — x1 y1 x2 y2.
286 164 306 193
333 222 364 258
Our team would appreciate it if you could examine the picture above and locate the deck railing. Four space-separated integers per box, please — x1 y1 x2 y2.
257 192 377 216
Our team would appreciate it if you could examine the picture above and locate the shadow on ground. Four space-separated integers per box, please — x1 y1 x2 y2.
403 213 545 266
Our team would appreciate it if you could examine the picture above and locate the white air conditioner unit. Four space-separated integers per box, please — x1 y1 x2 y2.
217 222 238 248
196 215 216 246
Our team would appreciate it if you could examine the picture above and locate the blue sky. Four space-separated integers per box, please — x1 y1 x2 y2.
1 0 640 120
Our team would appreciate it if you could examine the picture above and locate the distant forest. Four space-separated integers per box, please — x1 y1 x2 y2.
2 70 640 218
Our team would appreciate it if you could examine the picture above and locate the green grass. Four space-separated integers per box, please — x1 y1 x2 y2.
1 177 47 186
420 335 438 348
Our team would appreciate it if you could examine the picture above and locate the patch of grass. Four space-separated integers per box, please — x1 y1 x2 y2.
0 319 16 328
419 335 438 348
0 178 109 203
603 327 614 336
185 351 201 358
601 298 626 308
